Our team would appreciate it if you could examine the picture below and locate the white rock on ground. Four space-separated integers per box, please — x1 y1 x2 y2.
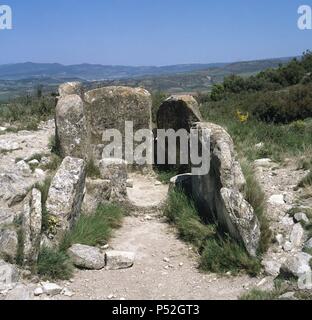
68 244 105 270
16 160 32 177
0 141 19 152
34 287 44 296
105 251 135 270
281 252 312 278
268 194 285 205
42 282 62 296
290 223 304 248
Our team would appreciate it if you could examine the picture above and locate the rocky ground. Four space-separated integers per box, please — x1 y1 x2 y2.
0 122 311 300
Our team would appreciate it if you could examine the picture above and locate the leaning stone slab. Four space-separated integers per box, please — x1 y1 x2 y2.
68 244 105 270
105 251 135 270
191 122 260 256
46 157 86 240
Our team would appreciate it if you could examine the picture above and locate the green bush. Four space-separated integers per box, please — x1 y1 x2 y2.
37 247 73 280
239 289 279 300
297 171 312 188
86 159 101 179
200 238 261 276
165 188 261 276
60 204 124 252
164 188 215 248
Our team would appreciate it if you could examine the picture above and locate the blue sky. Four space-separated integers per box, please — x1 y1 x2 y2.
0 0 311 65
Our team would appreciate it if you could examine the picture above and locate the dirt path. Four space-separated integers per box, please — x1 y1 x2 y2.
53 174 263 300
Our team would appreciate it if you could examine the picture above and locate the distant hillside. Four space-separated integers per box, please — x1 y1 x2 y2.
0 62 227 81
0 57 292 100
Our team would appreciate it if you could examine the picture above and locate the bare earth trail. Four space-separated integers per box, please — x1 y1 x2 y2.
56 174 261 300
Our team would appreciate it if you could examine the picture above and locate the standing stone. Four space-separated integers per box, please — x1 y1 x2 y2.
55 94 88 159
191 122 260 256
157 95 202 131
22 188 42 265
46 157 86 241
84 86 152 164
59 82 84 98
99 158 128 201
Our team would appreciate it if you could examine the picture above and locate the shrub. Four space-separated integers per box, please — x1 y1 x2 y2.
59 204 124 252
164 188 215 248
86 159 101 179
165 188 261 276
297 171 312 188
239 289 279 300
37 247 73 280
200 237 261 276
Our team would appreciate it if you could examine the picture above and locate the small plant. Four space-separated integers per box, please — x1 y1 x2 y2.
242 161 272 254
200 237 261 276
239 289 279 300
59 204 124 252
37 247 73 280
297 171 312 188
86 159 101 179
164 188 216 248
41 154 62 172
154 167 180 184
48 134 62 157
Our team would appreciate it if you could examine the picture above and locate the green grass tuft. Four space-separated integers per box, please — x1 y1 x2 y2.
242 161 272 254
37 247 73 280
59 204 124 252
86 159 101 179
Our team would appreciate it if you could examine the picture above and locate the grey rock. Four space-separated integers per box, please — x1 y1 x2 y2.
0 229 18 261
81 178 111 214
0 260 19 287
16 161 32 177
0 140 19 153
281 252 312 278
5 284 33 300
99 158 127 201
0 173 31 207
304 238 312 250
84 86 152 164
290 223 304 248
46 157 86 241
253 158 275 168
68 244 105 270
42 282 62 296
34 287 43 296
279 292 297 300
262 260 282 277
55 94 88 159
294 212 309 224
105 251 135 270
0 209 15 227
59 82 84 98
22 188 42 264
268 195 285 205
